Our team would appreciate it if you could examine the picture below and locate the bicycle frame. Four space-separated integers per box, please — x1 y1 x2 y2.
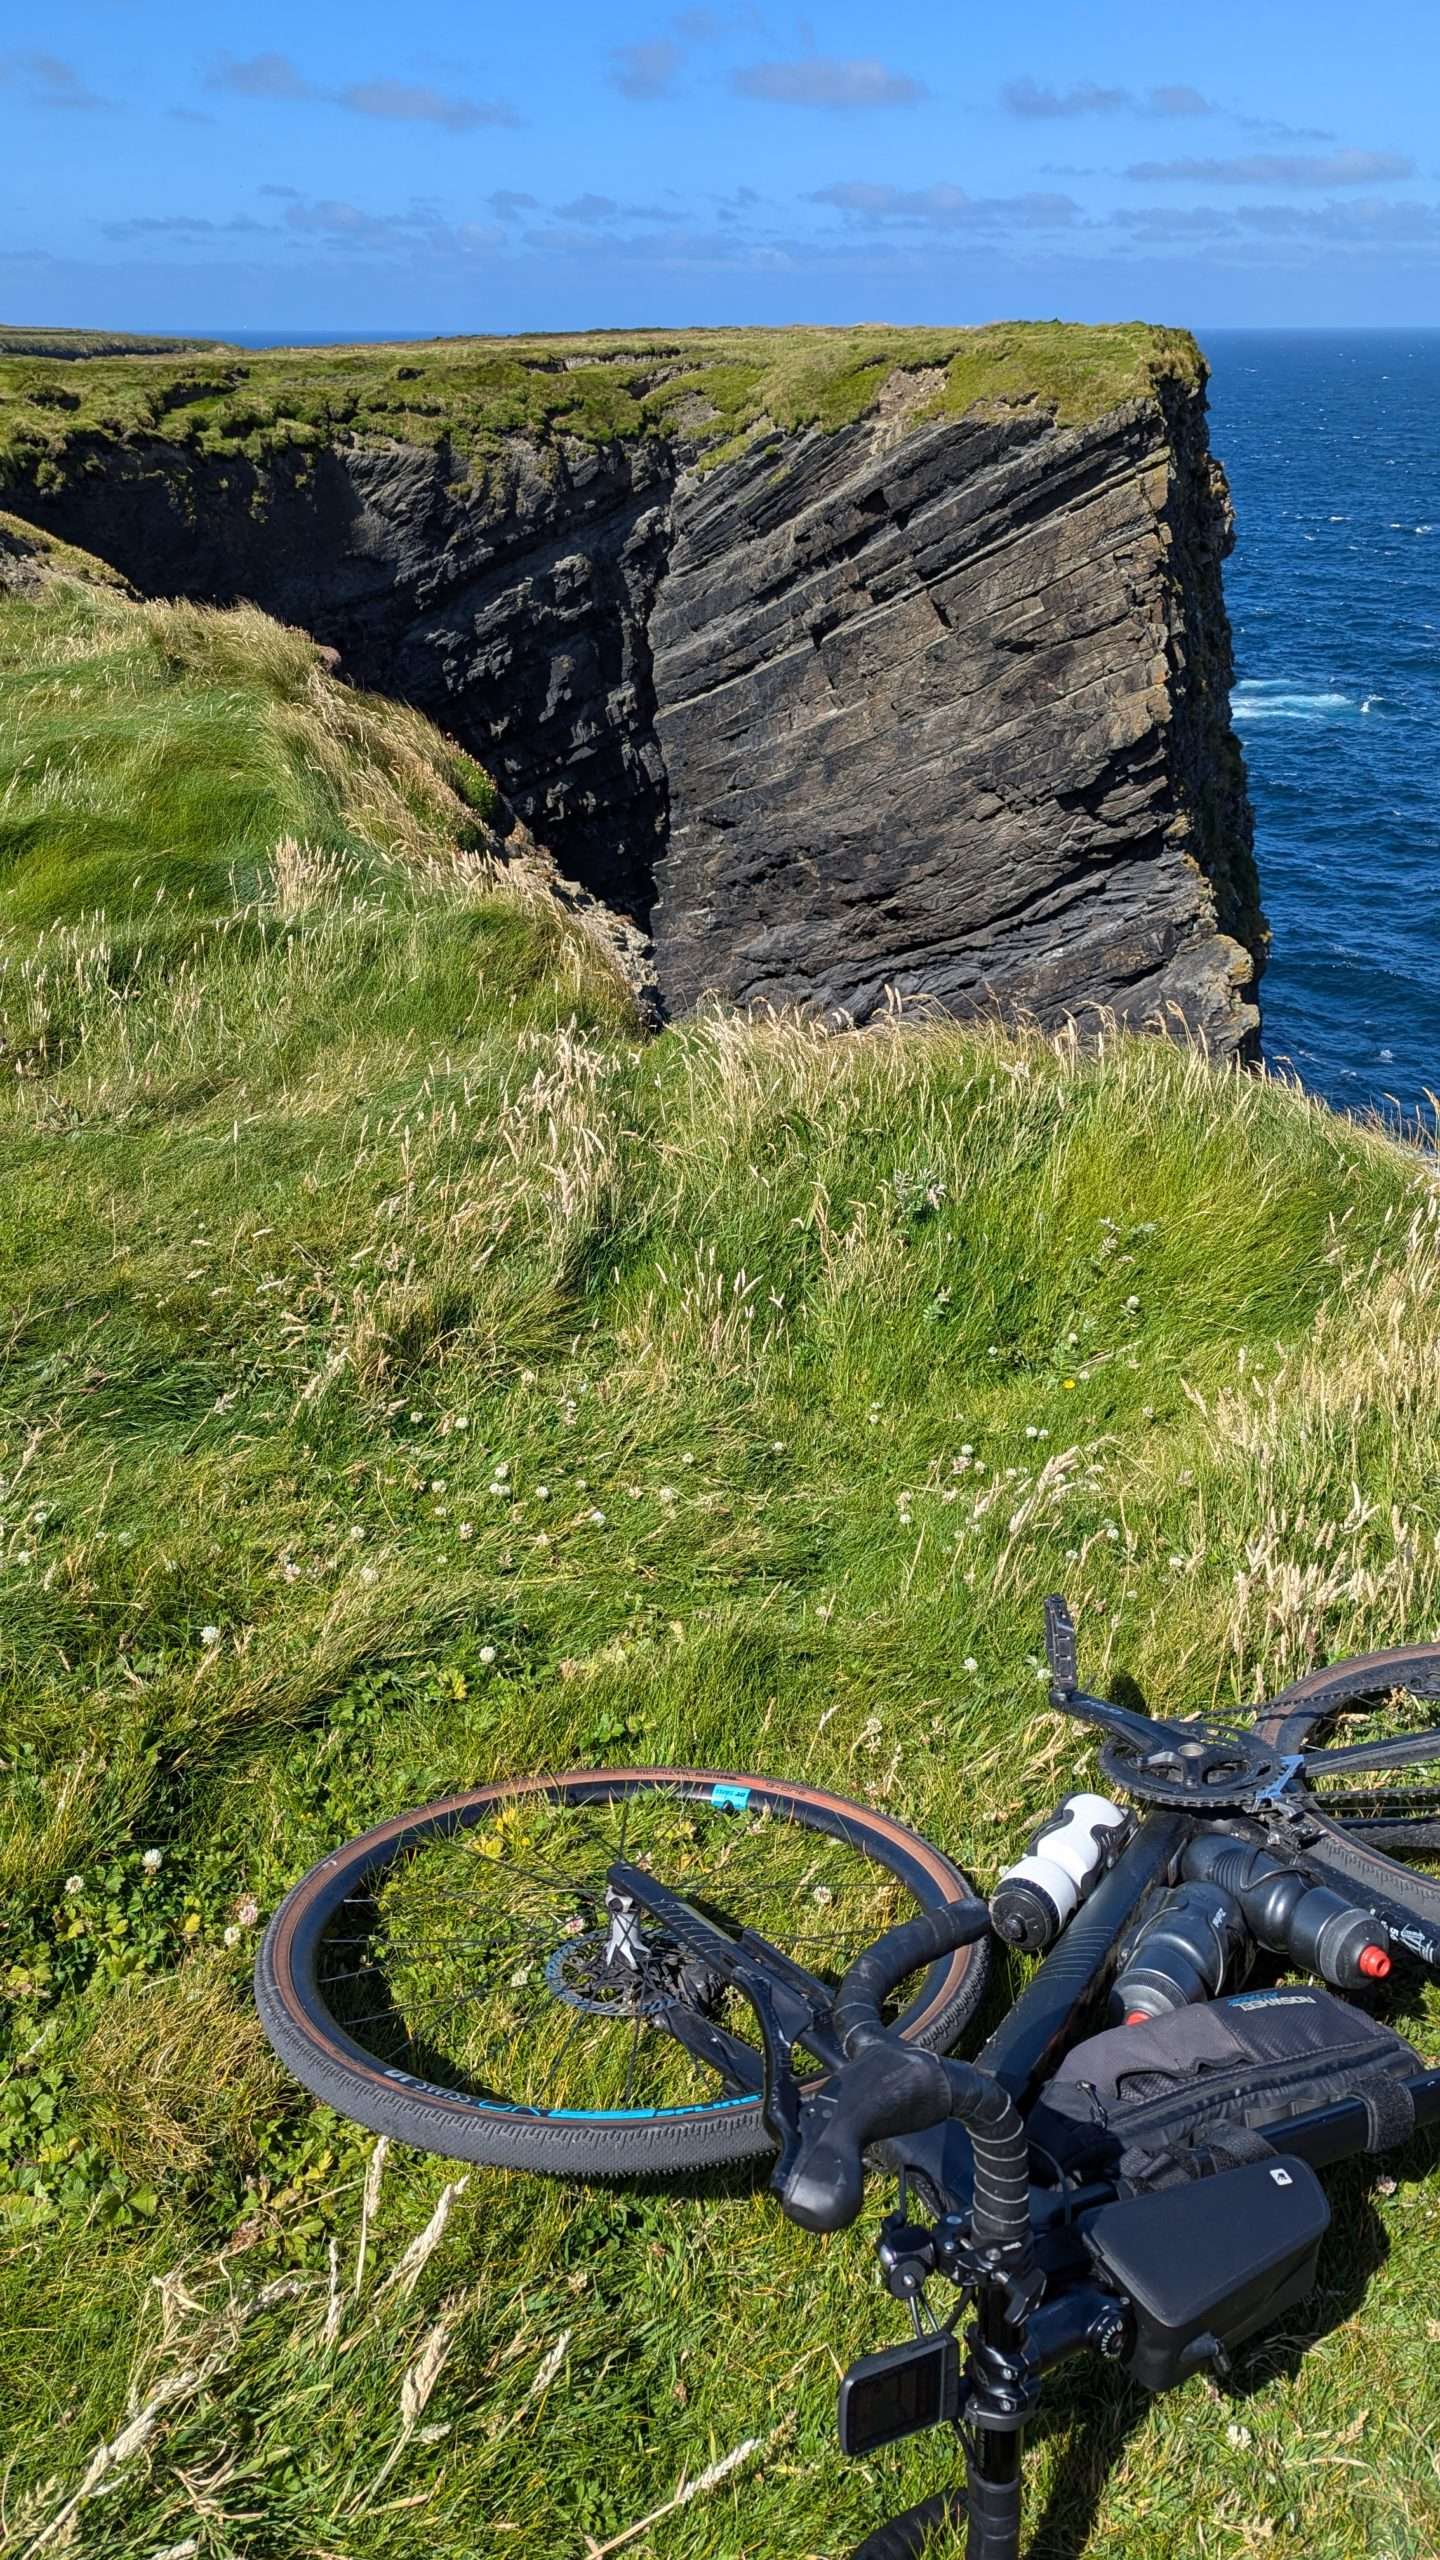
614 1802 1440 2560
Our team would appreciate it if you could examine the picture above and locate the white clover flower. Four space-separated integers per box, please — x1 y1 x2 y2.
657 1486 675 1503
430 1478 446 1494
535 1486 550 1501
627 1485 643 1501
1125 1295 1141 1312
349 1524 366 1543
455 1415 470 1430
283 1562 301 1583
680 1453 695 1467
410 1410 424 1423
811 1884 833 1907
457 1522 474 1541
64 1874 84 1896
1025 1425 1039 1439
141 1848 163 1873
479 1644 497 1665
359 1565 378 1586
235 1895 259 1926
494 1461 510 1480
223 1924 241 1948
200 1624 221 1647
771 1440 786 1454
510 1966 531 1988
962 1656 978 1673
590 1509 606 1527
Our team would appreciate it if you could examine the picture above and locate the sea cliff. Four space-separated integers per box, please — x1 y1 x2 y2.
0 323 1263 1049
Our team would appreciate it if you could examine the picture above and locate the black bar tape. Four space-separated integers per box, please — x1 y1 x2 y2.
833 1901 991 2055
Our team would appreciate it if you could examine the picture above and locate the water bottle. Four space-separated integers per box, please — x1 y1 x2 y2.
1109 1881 1251 2023
1181 1836 1391 1989
991 1792 1132 1953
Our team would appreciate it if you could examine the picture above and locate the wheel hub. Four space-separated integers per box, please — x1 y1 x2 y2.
544 1927 682 2018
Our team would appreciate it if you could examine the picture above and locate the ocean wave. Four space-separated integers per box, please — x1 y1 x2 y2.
1230 684 1354 722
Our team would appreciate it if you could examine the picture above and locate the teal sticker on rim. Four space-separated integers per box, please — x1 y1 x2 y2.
709 1782 752 1812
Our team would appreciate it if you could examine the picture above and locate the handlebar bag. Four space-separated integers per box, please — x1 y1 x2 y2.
1027 1986 1422 2189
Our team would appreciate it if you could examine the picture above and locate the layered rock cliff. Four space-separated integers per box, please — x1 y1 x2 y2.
0 325 1263 1049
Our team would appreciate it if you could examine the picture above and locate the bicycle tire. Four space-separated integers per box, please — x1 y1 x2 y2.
1256 1641 1440 1966
256 1766 988 2177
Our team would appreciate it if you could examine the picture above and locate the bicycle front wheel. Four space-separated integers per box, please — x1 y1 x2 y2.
255 1766 987 2178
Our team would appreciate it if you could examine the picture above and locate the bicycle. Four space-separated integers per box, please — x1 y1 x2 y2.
256 1600 1440 2560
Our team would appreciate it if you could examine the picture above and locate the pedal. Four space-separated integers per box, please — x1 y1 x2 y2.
1043 1593 1079 1703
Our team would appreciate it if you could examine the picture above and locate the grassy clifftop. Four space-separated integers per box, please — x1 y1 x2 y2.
0 320 1205 489
2 559 1438 2558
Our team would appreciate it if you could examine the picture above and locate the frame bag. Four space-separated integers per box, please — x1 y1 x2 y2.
1029 1986 1421 2188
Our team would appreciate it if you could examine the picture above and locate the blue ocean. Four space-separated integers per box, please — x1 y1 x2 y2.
1204 332 1440 1121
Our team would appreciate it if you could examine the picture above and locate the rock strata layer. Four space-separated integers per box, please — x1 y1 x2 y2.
2 339 1262 1050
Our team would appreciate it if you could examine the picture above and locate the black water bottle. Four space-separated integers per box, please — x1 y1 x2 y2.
1181 1835 1391 1988
1109 1881 1251 2023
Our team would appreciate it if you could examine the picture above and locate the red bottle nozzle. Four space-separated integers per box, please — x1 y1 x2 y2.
1357 1943 1391 1980
1123 2009 1150 2026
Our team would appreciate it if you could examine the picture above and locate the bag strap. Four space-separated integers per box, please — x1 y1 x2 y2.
1358 2071 1415 2153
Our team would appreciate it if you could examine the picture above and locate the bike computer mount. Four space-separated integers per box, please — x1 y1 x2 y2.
1042 1595 1293 1813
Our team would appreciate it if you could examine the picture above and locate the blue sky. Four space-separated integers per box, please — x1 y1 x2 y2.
4 2 1439 336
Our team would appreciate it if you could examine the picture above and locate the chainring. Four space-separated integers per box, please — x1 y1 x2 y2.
1098 1719 1290 1811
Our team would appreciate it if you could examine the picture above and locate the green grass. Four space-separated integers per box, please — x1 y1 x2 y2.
0 321 1204 494
2 559 1439 2559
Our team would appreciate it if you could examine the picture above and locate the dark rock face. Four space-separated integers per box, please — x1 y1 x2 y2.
650 386 1259 1046
10 374 1261 1047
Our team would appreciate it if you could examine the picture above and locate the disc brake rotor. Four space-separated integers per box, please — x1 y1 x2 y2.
543 1927 723 2020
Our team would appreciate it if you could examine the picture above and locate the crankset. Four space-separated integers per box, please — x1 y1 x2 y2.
1042 1595 1295 1812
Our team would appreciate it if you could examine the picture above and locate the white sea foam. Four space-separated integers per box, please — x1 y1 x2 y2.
1230 684 1354 723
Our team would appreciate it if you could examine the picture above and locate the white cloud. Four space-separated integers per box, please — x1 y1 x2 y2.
1127 148 1414 185
733 57 927 110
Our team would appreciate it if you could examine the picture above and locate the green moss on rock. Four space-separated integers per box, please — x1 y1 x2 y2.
0 322 1206 493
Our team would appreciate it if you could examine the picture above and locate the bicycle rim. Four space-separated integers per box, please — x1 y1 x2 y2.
1257 1642 1440 1965
256 1767 987 2176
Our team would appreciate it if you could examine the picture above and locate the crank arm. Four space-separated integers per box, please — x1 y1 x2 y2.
1052 1689 1170 1753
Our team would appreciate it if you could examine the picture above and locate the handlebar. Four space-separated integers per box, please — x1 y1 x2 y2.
775 1900 1033 2251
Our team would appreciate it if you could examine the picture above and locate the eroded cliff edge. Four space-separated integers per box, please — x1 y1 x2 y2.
0 324 1263 1050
